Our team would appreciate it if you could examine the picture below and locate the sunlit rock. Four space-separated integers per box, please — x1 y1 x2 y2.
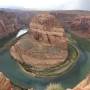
0 72 13 90
10 13 68 69
0 11 20 39
68 75 90 90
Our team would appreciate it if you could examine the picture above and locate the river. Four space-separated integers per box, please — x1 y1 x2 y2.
0 29 90 90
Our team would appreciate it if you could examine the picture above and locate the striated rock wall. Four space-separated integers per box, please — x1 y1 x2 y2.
69 16 90 38
71 16 90 30
0 72 13 90
30 13 68 50
0 11 20 39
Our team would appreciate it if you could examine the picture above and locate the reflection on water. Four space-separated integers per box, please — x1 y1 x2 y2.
0 30 90 90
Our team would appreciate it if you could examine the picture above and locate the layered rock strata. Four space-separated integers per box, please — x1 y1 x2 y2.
70 16 90 38
68 75 90 90
0 11 20 39
0 72 13 90
10 13 68 69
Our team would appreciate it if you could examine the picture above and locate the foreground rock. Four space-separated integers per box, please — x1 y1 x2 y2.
0 72 33 90
0 9 90 39
0 72 13 90
66 75 90 90
10 12 68 69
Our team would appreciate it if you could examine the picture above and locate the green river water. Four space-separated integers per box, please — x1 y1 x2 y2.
0 32 90 90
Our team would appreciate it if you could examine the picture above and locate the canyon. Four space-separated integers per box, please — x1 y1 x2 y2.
0 9 90 39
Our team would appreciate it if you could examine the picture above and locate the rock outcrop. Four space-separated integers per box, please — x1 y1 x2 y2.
0 72 13 90
70 16 90 38
66 75 90 90
30 12 67 49
10 13 68 69
0 11 20 39
0 9 90 39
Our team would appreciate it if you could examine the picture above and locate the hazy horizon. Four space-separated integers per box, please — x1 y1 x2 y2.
0 0 90 11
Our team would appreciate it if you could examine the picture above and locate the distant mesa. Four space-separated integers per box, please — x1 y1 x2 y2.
0 10 90 39
70 16 90 38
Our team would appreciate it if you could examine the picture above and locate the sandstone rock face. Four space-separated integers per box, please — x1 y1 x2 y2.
10 13 68 69
72 75 90 90
0 11 20 39
0 72 13 90
30 13 67 49
70 16 90 38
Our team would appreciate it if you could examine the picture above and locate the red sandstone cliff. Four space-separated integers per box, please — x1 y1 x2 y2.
0 11 21 39
0 72 13 90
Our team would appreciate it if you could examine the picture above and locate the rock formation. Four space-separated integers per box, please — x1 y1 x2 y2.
0 9 90 39
0 11 20 39
66 75 90 90
0 72 13 90
70 16 90 38
10 13 68 70
30 12 67 49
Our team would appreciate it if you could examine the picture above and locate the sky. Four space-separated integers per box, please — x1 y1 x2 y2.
0 0 90 10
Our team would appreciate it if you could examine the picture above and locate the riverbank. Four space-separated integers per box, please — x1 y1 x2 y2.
0 31 90 90
68 30 90 39
0 29 28 54
12 44 79 78
69 31 90 52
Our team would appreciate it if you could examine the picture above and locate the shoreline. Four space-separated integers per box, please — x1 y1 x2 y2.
68 30 90 39
13 44 79 78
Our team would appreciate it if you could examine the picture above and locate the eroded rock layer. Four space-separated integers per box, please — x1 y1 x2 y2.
0 72 13 90
10 13 68 69
73 75 90 90
70 16 90 38
0 11 20 39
